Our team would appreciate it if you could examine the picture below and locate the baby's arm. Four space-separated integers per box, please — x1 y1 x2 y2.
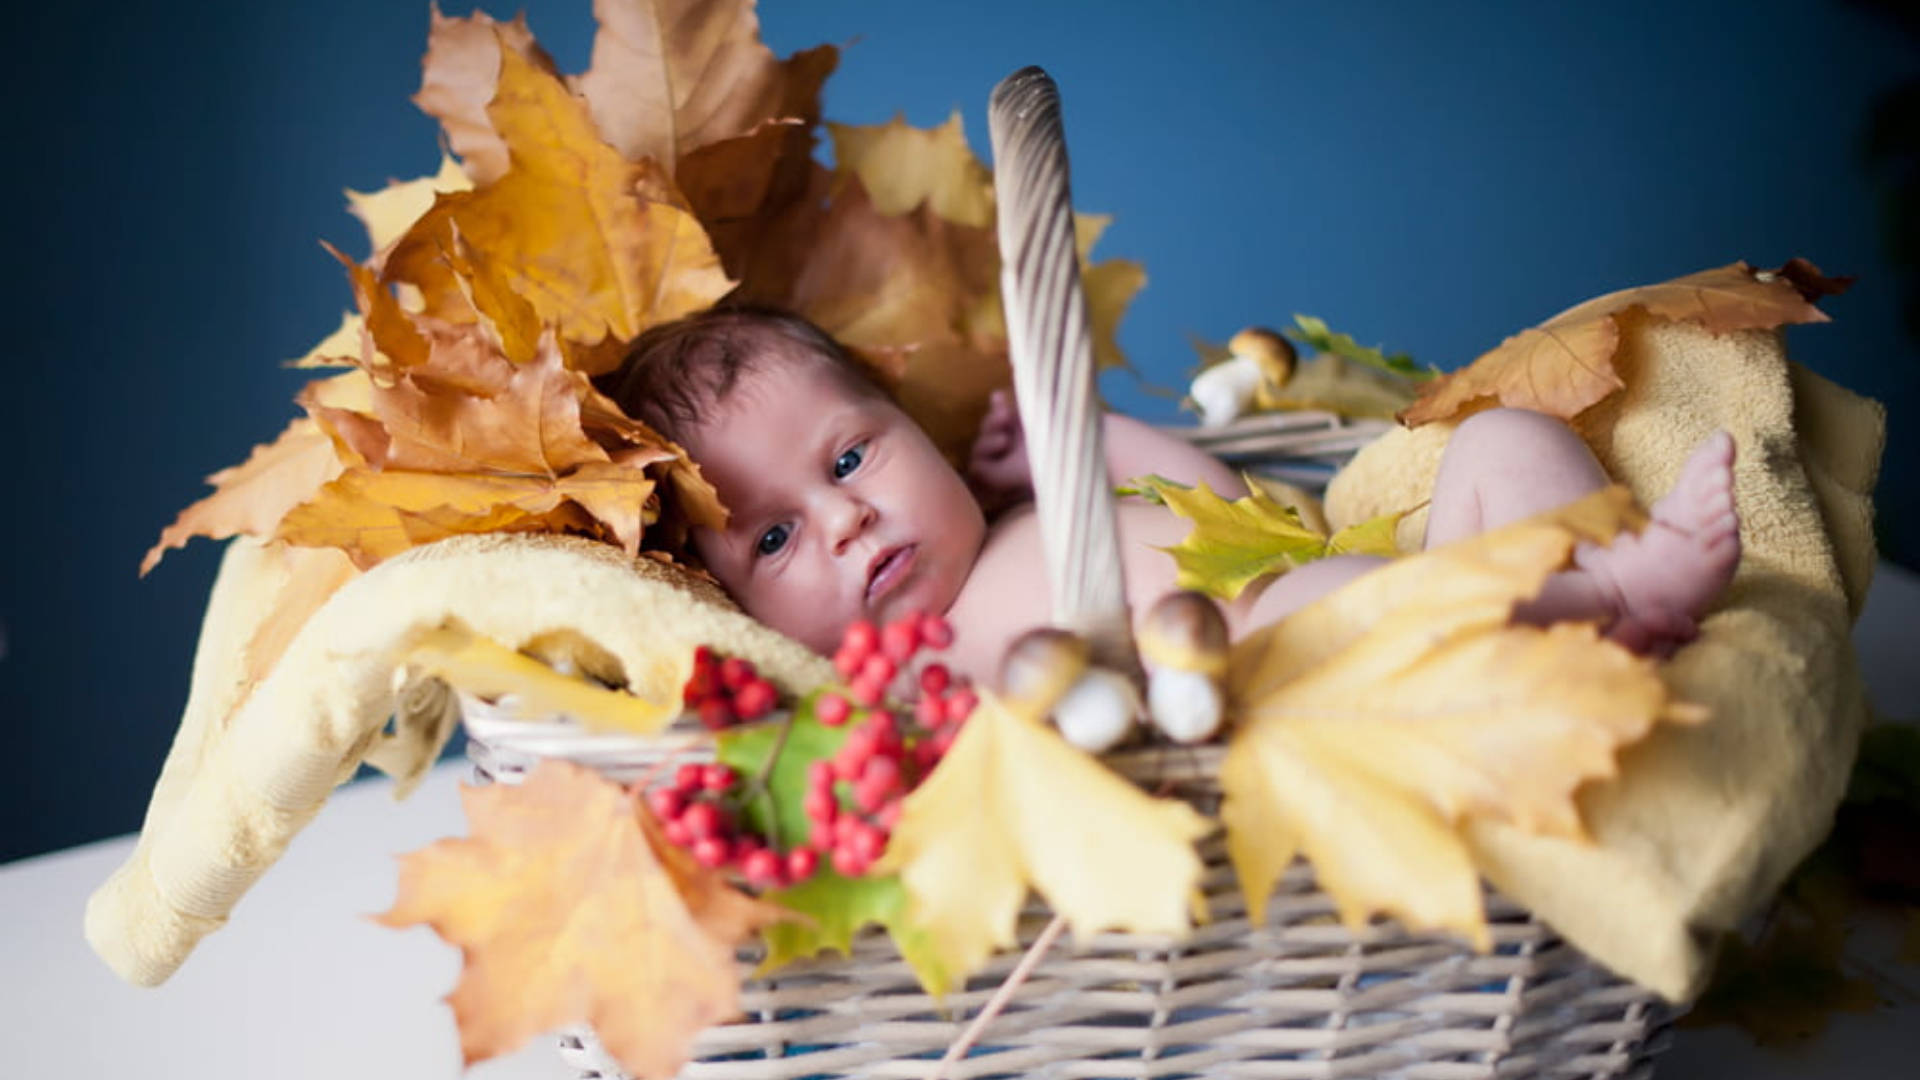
968 389 1250 512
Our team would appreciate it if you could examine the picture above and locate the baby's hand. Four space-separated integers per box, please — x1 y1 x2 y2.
968 388 1032 515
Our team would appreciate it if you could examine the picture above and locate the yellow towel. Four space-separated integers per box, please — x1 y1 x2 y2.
86 532 831 987
1324 311 1883 1000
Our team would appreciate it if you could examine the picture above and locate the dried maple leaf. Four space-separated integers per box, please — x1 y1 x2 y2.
345 154 472 257
287 311 365 369
1403 260 1848 425
1222 488 1698 946
1124 474 1400 600
368 336 610 476
873 692 1213 995
829 111 995 227
141 418 345 575
576 0 833 176
402 624 685 734
389 40 731 357
378 759 787 1076
411 7 549 186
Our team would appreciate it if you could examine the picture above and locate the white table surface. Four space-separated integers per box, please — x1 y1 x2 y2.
6 564 1918 1078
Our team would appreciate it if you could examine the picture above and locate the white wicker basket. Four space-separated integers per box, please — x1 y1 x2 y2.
463 693 1671 1080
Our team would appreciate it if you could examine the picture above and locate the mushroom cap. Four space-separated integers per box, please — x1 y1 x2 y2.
998 627 1092 714
1138 591 1230 676
1228 326 1296 386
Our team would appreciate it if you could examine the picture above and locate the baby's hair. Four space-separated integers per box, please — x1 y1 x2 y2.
596 305 885 441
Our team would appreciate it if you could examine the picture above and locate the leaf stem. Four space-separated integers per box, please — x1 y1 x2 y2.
932 914 1067 1079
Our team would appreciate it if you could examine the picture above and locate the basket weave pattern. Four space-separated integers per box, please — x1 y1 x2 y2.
465 713 1670 1080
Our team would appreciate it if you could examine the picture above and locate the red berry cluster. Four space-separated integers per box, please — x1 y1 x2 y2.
654 611 976 889
650 762 818 888
682 645 780 730
804 612 977 875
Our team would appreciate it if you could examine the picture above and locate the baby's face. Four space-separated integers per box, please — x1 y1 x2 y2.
680 355 987 655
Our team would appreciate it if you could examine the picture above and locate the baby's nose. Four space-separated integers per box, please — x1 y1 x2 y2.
828 493 877 555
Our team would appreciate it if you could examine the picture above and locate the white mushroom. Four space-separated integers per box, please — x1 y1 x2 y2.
999 628 1139 753
1139 592 1231 744
1188 326 1297 427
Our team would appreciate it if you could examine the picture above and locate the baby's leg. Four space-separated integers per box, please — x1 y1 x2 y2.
1424 409 1740 655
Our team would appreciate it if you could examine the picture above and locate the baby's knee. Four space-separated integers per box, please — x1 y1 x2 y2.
1449 407 1571 451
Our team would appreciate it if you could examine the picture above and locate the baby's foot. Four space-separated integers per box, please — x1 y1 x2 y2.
1576 431 1741 657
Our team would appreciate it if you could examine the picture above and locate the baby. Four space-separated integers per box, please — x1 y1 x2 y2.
601 307 1741 683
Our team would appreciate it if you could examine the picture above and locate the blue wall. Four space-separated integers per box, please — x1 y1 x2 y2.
3 0 1912 861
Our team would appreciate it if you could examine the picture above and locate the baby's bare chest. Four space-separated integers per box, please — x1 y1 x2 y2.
942 502 1191 683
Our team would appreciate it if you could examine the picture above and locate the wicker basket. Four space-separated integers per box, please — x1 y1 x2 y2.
463 693 1671 1080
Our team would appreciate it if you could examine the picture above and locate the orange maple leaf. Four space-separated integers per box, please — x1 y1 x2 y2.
378 759 788 1077
1402 260 1850 425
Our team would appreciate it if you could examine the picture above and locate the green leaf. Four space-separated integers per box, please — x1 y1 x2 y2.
1285 314 1432 380
1326 511 1405 559
1135 475 1328 600
758 870 951 990
715 694 849 851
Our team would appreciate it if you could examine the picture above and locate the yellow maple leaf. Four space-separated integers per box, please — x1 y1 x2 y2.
141 418 345 575
1128 474 1402 601
829 111 995 227
401 624 684 735
1074 213 1146 374
1402 260 1847 425
389 40 732 355
287 311 367 369
1221 488 1695 946
873 692 1213 995
378 759 788 1077
345 154 473 256
1263 352 1420 419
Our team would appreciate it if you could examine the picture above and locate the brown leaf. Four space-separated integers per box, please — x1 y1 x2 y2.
394 41 732 355
411 7 550 186
575 0 823 173
377 759 787 1076
326 242 429 373
142 418 345 575
369 335 610 477
1402 260 1841 426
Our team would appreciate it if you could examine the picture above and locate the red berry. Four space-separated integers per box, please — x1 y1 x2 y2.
914 693 946 730
692 644 716 671
697 698 735 730
843 619 880 658
718 656 755 691
833 814 861 847
663 819 692 848
849 822 887 863
918 613 954 649
692 835 731 868
832 645 862 680
931 727 959 758
682 800 724 840
809 819 836 852
859 653 897 687
803 787 838 824
944 687 978 725
682 668 716 705
848 674 885 708
674 763 705 793
911 738 941 773
831 845 866 878
816 692 852 727
786 846 819 883
742 848 782 886
732 678 777 720
646 786 686 821
807 760 835 791
700 763 737 793
860 755 901 796
919 663 951 697
842 725 880 768
876 798 903 831
881 618 920 663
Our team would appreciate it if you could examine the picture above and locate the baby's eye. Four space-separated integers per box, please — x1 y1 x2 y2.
833 441 868 480
756 523 791 558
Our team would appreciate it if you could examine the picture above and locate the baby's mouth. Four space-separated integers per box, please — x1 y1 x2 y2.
866 544 918 605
